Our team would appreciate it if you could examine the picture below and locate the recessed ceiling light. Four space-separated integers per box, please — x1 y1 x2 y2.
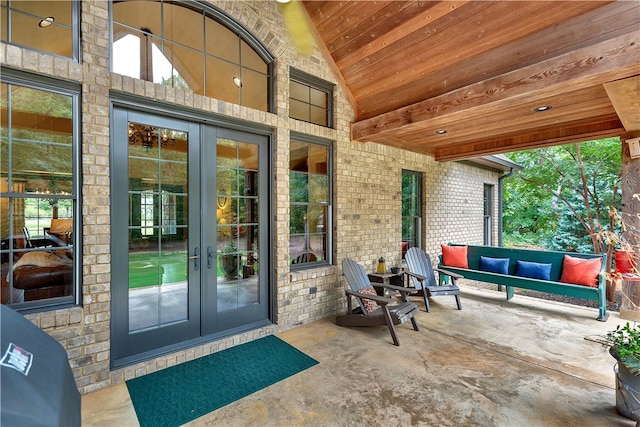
533 105 552 112
435 129 447 135
39 16 55 28
233 77 242 88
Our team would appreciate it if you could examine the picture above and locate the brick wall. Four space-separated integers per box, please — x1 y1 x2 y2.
0 0 501 393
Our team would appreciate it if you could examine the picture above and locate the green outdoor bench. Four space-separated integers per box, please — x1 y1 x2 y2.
437 244 608 321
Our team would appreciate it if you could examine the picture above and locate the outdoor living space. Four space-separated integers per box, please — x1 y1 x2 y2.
82 285 637 426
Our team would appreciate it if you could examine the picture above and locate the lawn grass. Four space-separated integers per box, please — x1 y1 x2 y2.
128 251 224 289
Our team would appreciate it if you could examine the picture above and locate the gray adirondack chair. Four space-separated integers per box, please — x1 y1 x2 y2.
404 247 463 312
336 258 419 346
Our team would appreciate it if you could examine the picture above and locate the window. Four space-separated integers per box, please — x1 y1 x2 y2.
112 0 273 111
0 71 79 308
402 170 422 259
290 135 332 267
290 69 333 127
484 184 494 245
1 0 78 60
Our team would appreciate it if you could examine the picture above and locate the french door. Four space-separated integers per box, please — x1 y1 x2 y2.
111 108 270 366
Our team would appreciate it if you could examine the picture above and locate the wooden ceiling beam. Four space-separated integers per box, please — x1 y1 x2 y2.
351 31 640 143
604 75 640 132
434 117 625 161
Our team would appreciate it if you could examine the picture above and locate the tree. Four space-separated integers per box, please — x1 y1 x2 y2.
504 138 622 254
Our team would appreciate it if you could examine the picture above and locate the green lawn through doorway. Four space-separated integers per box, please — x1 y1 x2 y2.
128 251 224 289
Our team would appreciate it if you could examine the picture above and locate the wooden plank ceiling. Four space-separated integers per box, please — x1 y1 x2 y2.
301 0 640 161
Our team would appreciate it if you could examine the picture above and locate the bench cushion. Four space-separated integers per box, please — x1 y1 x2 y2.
560 255 601 287
515 260 552 280
479 256 509 274
441 245 469 268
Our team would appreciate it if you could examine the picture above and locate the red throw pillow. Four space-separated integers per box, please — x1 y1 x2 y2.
359 286 381 313
560 255 602 287
441 245 469 269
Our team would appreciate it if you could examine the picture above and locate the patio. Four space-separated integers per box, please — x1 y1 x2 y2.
82 286 636 426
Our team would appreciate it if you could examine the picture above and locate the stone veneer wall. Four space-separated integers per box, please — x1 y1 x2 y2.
0 0 500 393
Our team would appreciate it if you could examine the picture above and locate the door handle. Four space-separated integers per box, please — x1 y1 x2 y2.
190 247 200 271
207 246 213 269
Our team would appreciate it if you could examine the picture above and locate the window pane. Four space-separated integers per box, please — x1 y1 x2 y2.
290 81 309 103
241 68 268 111
0 5 6 41
158 41 200 93
310 87 327 108
307 205 326 236
290 172 309 203
309 174 328 203
289 141 308 171
290 205 307 234
12 140 73 178
290 99 309 122
4 2 73 58
308 145 327 173
241 40 267 74
206 56 240 104
205 19 239 63
164 4 203 51
113 30 141 79
237 142 258 170
113 1 161 36
310 105 328 127
13 1 72 26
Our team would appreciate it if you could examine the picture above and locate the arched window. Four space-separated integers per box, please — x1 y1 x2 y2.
1 0 79 60
112 1 273 111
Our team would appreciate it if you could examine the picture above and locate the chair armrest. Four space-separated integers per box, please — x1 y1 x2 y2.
378 284 417 295
435 267 464 279
345 289 394 305
404 270 428 282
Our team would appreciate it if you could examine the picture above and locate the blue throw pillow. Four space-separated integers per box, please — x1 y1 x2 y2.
479 256 509 274
515 260 552 280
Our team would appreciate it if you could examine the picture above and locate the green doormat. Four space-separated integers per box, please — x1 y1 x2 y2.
126 335 318 427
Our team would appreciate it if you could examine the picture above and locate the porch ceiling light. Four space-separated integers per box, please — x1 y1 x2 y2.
533 105 552 112
435 129 447 135
39 16 55 28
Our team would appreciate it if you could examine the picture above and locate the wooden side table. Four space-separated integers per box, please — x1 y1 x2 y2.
367 272 404 297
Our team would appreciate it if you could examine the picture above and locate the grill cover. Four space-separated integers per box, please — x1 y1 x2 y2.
1 305 80 426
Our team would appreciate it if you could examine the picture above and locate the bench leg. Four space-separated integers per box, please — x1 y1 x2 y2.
598 304 609 322
506 286 514 300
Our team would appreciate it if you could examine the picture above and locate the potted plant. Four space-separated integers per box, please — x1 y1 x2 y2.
221 240 239 279
606 322 640 420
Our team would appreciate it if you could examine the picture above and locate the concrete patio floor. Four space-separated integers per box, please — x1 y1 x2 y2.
82 286 638 426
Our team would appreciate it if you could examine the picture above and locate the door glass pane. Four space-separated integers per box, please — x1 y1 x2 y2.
216 138 259 312
128 123 189 333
